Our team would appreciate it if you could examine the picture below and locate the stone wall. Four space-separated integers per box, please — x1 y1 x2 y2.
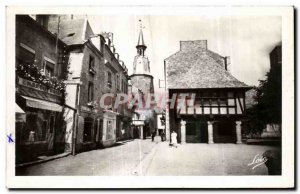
129 74 154 96
78 45 105 108
16 15 66 79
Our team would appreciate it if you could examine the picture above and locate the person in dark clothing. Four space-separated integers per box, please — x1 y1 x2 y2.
161 131 165 142
151 131 156 142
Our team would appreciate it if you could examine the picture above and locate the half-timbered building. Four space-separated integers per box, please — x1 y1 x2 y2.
165 40 251 144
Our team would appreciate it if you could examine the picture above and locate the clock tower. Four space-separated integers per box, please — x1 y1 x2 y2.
130 20 156 139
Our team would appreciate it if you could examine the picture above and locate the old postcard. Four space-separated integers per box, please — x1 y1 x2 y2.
6 6 294 188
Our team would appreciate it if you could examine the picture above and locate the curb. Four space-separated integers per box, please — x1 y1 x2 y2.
131 142 159 176
16 152 71 168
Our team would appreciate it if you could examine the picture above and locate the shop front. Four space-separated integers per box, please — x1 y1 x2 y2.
101 110 118 147
16 94 64 164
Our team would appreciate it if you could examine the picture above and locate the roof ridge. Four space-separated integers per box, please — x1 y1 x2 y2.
166 48 250 89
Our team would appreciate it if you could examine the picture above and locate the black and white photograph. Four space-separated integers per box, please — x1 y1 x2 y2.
5 5 294 188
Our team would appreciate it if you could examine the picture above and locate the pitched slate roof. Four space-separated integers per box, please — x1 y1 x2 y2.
165 41 250 89
48 19 89 45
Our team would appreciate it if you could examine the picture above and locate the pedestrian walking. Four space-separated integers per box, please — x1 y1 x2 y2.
161 131 165 142
151 131 156 142
171 131 178 148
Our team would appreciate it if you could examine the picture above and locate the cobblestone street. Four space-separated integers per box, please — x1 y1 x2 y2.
16 137 280 176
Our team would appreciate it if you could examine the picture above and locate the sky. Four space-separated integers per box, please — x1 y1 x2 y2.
87 15 281 94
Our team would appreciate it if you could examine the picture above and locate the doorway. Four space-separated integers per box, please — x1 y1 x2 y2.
185 120 208 143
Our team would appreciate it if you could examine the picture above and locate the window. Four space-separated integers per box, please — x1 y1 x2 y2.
106 120 113 140
116 75 120 90
124 81 126 93
107 71 112 88
212 92 218 106
89 55 95 70
24 113 47 142
43 60 55 77
219 98 227 106
121 80 123 92
88 82 94 102
83 118 93 142
219 91 227 106
89 55 96 75
122 80 127 93
228 92 234 98
18 45 35 65
41 120 48 139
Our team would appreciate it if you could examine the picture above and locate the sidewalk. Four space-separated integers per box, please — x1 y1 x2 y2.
16 152 70 168
16 139 135 169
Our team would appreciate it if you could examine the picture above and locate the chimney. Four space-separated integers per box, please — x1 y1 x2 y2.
114 53 119 60
110 45 116 53
104 37 111 47
101 32 112 47
180 40 207 51
224 56 230 71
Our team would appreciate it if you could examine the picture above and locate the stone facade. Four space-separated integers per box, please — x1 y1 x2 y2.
129 74 154 96
16 15 67 79
15 15 68 163
101 32 131 141
48 16 130 153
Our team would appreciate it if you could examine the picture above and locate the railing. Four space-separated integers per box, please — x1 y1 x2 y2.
17 76 62 96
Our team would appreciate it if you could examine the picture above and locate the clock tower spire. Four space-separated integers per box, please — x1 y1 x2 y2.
136 20 147 56
133 19 151 75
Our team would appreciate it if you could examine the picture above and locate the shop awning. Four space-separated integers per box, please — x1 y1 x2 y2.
21 95 63 112
16 103 26 122
16 103 25 114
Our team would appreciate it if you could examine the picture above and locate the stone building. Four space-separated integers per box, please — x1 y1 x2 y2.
165 40 251 144
15 15 68 163
48 15 130 153
100 32 131 142
129 28 156 139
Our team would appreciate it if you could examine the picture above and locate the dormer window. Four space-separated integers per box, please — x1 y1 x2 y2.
67 33 75 37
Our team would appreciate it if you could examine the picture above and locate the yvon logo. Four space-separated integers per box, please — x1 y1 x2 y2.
248 154 268 170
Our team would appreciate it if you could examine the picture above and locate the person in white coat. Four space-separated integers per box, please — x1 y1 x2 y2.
171 131 178 148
